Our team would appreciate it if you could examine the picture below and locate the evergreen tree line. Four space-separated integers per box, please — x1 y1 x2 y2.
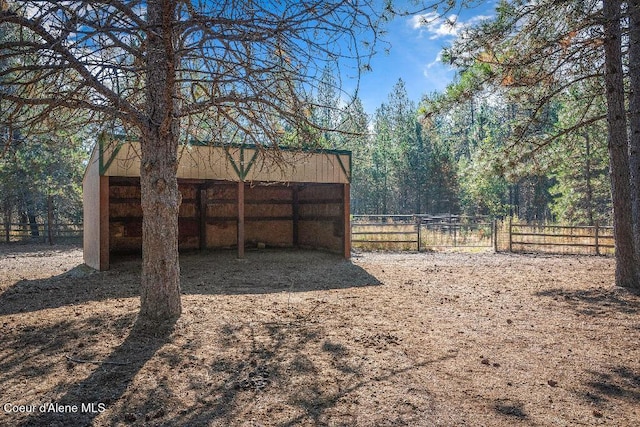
319 75 611 224
0 0 617 233
1 70 612 233
0 127 89 239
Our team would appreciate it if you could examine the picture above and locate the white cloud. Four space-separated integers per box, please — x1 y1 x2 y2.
410 12 458 39
468 15 494 25
409 12 493 40
425 51 444 70
409 12 439 30
422 51 456 79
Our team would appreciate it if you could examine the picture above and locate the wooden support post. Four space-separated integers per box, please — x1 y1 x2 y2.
493 219 498 253
199 187 207 250
99 176 110 270
237 181 245 258
292 185 299 247
343 183 351 259
453 223 457 247
595 220 600 256
508 217 513 253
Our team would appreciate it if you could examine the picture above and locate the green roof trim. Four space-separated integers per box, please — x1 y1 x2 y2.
98 133 124 175
186 138 352 157
224 145 271 181
336 154 350 182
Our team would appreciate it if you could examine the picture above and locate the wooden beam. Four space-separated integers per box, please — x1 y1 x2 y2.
108 176 140 186
237 181 245 258
199 187 207 250
292 186 299 246
176 178 206 185
343 183 351 259
297 198 343 205
245 199 295 205
99 176 110 270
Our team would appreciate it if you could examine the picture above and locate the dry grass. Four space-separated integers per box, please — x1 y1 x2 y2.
1 243 639 426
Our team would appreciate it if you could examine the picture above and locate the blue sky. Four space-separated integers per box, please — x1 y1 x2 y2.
349 1 497 115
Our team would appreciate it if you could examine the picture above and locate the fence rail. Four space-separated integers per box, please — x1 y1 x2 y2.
507 221 614 256
351 216 615 256
351 222 419 250
351 216 494 251
0 217 617 257
2 222 83 243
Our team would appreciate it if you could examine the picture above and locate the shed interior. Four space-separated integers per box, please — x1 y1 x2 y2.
108 178 348 253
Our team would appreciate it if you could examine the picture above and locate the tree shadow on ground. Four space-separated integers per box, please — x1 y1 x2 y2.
0 305 175 427
581 366 640 407
0 249 381 316
13 317 176 427
493 399 528 420
535 287 640 316
0 305 449 426
114 316 452 427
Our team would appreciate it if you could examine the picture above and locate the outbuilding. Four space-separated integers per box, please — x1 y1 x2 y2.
83 136 351 270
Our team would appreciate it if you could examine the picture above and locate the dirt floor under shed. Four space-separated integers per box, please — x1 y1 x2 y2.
0 244 639 426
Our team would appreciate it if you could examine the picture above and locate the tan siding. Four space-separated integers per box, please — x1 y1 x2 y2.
102 142 350 183
105 142 141 177
83 149 101 269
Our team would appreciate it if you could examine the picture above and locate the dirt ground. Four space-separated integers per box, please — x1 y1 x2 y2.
0 243 639 427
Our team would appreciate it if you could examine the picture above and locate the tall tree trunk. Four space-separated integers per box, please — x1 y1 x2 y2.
139 0 182 322
583 133 594 226
628 0 640 261
603 0 639 288
28 213 38 237
3 203 11 243
47 194 54 245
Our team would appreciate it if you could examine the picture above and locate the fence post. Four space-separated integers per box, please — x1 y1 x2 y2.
416 220 421 252
594 220 600 256
453 223 457 247
493 219 498 252
508 217 513 253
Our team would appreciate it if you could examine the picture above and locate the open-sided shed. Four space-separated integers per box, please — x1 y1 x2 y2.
83 137 351 270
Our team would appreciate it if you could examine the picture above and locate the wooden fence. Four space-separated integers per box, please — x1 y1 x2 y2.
351 216 615 256
0 217 617 257
2 223 83 243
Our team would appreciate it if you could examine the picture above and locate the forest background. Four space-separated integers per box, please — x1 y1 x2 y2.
0 0 616 234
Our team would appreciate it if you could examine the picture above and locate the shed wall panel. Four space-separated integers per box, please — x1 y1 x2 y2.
206 221 237 248
206 203 236 218
109 180 142 252
298 220 343 252
83 149 102 269
245 221 293 247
